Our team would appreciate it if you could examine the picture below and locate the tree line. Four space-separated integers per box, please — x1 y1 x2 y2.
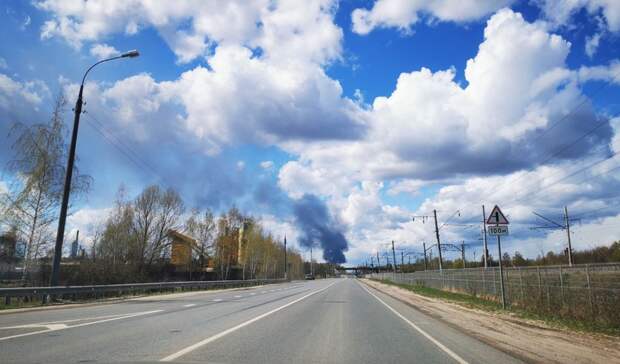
392 242 620 272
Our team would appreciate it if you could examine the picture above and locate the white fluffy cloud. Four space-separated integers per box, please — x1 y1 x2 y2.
0 73 49 111
36 0 342 65
89 43 120 59
351 0 513 34
44 1 361 155
536 0 620 32
281 9 609 188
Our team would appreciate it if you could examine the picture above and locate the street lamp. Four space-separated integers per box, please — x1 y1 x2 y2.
50 50 140 286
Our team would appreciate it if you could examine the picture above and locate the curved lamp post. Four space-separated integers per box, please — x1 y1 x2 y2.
50 50 140 286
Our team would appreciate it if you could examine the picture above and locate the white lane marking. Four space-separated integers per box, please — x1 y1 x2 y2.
0 309 163 342
212 298 223 302
358 282 468 364
183 304 196 308
0 312 148 329
250 293 256 295
234 295 242 298
160 281 339 362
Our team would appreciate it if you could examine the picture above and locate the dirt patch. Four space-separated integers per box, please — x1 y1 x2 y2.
361 278 620 364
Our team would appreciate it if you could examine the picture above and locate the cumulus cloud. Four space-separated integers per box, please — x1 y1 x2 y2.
280 9 611 189
0 74 49 110
89 43 120 59
36 0 343 65
351 0 513 35
536 0 620 32
41 1 362 155
260 160 274 169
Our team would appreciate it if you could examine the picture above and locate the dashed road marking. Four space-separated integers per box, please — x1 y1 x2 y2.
160 281 339 362
0 310 163 342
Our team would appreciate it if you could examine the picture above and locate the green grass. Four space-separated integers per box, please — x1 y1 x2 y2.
369 278 620 337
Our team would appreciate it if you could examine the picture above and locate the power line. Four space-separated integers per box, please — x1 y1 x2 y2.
83 113 175 189
511 151 620 205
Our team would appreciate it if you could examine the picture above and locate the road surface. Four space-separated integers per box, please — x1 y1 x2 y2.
0 278 523 363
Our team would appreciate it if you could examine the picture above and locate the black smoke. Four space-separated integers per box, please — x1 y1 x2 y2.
292 194 348 263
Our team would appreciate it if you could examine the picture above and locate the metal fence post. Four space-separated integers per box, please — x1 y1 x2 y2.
537 267 543 303
481 268 486 297
559 265 565 306
519 267 524 303
585 264 594 316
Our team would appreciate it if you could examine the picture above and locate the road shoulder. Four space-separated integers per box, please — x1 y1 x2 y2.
360 278 620 364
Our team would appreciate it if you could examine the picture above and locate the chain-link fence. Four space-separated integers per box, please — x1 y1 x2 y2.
367 263 620 326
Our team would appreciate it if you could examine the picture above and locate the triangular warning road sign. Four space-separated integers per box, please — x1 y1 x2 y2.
486 205 509 225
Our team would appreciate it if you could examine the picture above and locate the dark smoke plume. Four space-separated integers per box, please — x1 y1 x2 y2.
292 194 348 263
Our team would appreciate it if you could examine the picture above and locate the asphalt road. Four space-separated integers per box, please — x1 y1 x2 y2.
0 278 524 363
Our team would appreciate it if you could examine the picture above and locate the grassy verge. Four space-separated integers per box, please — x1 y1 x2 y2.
369 278 620 337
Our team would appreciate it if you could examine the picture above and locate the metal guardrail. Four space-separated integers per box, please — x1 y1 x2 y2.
0 279 285 305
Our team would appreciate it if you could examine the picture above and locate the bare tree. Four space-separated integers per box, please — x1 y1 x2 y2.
96 186 135 275
1 94 91 278
132 185 184 270
185 207 216 272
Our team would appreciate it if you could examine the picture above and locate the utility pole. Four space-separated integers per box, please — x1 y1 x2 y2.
50 50 139 287
401 251 404 270
376 251 380 271
433 210 443 271
482 205 489 268
284 235 288 280
531 208 577 267
422 242 428 270
564 206 574 267
461 241 466 269
391 240 397 273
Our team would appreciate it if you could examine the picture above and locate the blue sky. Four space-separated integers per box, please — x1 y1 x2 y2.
1 0 620 265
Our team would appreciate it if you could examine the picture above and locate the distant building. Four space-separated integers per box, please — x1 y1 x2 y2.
70 230 80 259
168 229 213 272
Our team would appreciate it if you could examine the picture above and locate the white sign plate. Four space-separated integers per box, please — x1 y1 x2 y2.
486 205 509 225
488 225 509 236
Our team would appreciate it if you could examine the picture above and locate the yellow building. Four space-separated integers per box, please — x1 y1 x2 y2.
168 230 199 270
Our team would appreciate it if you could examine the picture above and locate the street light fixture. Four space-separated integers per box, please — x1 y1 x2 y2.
50 50 140 286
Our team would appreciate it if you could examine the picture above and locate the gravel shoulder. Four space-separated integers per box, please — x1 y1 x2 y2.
361 278 620 364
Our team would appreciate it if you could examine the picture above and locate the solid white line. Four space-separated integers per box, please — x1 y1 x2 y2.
358 282 468 364
183 304 196 307
0 309 163 342
212 298 223 302
160 281 338 362
234 295 242 298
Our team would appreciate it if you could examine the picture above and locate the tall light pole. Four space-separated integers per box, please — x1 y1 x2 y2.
50 50 140 286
